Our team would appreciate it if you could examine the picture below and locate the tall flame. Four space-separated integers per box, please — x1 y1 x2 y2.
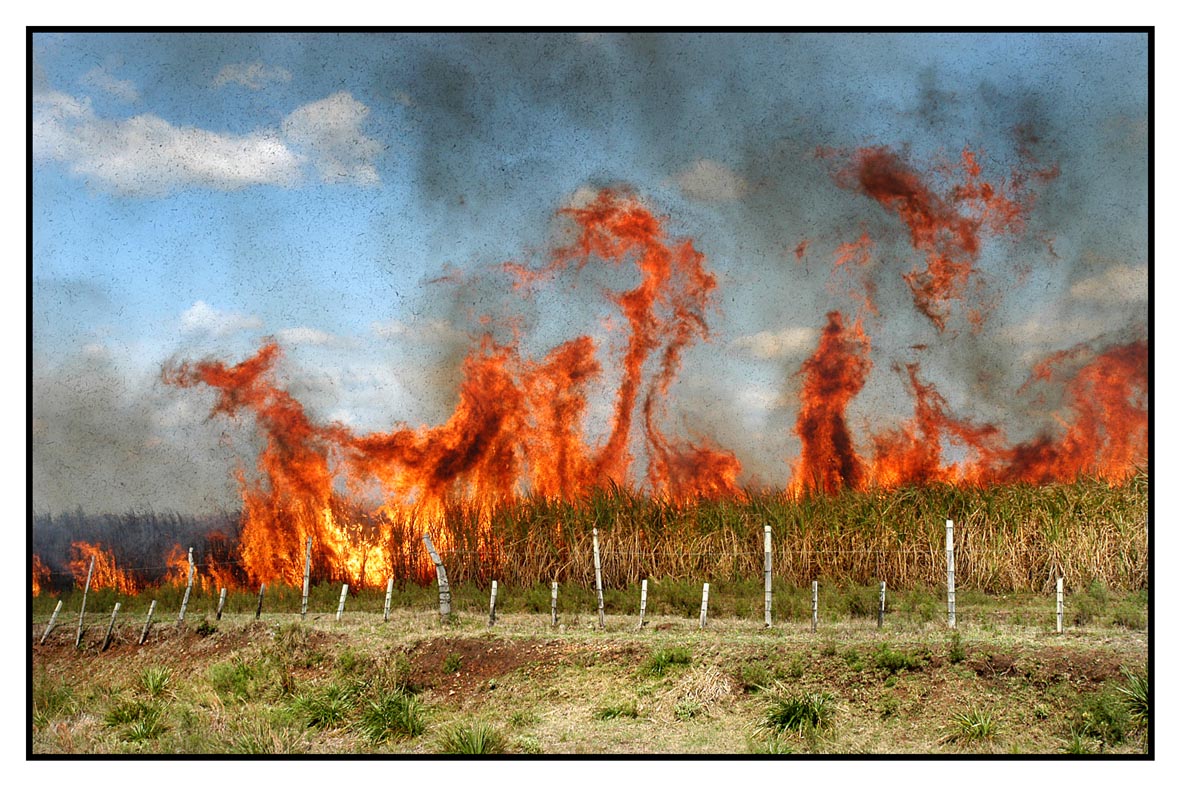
163 189 743 587
68 541 139 594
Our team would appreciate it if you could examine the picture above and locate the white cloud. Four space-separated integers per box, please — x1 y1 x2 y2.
276 327 336 346
1069 265 1148 303
730 327 817 360
999 315 1109 347
736 384 788 412
212 61 293 90
33 90 303 195
371 318 462 344
180 301 263 337
561 185 602 210
674 159 749 201
281 92 382 185
79 66 139 103
34 83 381 194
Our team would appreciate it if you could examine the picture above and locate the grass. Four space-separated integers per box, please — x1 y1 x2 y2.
873 643 926 674
437 722 507 754
1117 667 1148 726
33 475 1148 599
764 690 835 735
944 708 996 744
359 692 426 742
30 581 1149 755
292 683 357 729
140 666 173 699
593 702 639 720
641 646 693 677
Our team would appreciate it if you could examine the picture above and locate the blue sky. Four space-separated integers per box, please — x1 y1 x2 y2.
31 32 1149 513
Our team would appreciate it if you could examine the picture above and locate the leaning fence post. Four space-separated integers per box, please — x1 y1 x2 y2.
593 528 605 629
255 583 266 620
40 600 63 645
878 581 886 629
216 587 227 621
101 602 121 651
1056 577 1064 634
75 555 95 649
383 578 394 623
139 600 157 645
178 547 195 626
422 532 451 624
301 537 313 620
488 581 498 626
946 519 956 629
699 582 710 629
764 525 773 628
811 580 818 633
638 578 649 629
550 581 559 628
336 584 349 622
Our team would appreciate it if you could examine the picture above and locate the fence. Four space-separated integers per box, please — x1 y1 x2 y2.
34 518 1143 649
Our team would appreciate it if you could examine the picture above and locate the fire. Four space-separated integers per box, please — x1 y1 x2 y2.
789 322 1147 494
32 554 50 596
68 541 139 594
788 311 872 496
163 189 742 587
830 145 1050 331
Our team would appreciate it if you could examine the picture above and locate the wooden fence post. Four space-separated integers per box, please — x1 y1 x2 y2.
763 525 773 628
101 602 121 651
422 533 451 624
699 582 710 629
593 527 605 629
878 581 886 629
811 580 818 633
139 600 157 645
550 581 558 628
946 519 956 629
1056 577 1064 634
40 600 63 645
488 581 498 626
216 587 227 621
255 583 266 620
383 578 394 623
336 584 349 622
638 578 648 629
178 547 195 625
301 537 313 620
75 555 95 649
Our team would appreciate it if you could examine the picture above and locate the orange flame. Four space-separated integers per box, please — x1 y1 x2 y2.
832 145 1050 331
164 189 742 586
32 554 50 596
788 311 872 496
68 541 139 594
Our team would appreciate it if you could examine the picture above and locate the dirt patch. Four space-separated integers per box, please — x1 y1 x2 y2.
406 637 568 698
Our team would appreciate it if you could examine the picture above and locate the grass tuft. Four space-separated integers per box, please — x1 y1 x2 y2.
641 646 692 677
764 690 834 735
437 722 507 754
359 692 426 743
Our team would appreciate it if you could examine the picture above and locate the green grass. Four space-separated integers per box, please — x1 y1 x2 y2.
945 708 996 744
1117 667 1148 726
358 692 426 742
593 702 639 720
641 646 692 677
292 683 357 730
1073 690 1130 746
764 691 835 735
32 674 76 729
438 722 507 754
873 643 925 674
140 666 173 699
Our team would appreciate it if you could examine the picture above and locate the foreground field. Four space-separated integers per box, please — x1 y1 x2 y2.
31 589 1149 756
